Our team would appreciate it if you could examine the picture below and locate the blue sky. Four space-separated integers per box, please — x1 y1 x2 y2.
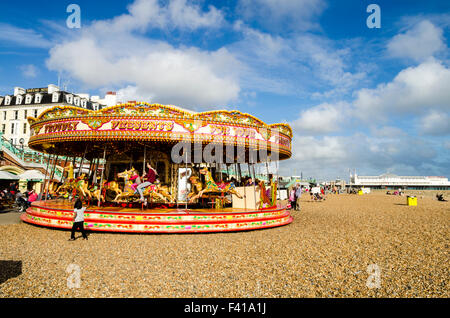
0 0 449 180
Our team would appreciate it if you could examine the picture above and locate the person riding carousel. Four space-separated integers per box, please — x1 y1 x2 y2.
129 168 142 193
137 162 158 203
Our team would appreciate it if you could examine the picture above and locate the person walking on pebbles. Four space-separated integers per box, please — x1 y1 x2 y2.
69 199 88 241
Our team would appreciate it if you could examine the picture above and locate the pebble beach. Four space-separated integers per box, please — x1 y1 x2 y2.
0 192 448 298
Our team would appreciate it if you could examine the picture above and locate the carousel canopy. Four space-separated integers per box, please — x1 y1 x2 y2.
27 103 292 163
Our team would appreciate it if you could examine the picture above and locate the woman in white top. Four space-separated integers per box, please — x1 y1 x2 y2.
69 199 88 240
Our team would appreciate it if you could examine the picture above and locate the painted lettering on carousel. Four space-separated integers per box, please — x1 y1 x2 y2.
44 121 79 133
274 135 291 148
210 125 256 139
110 120 174 131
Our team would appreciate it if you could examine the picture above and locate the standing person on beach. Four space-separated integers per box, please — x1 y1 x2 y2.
289 187 296 210
295 184 302 211
69 199 88 241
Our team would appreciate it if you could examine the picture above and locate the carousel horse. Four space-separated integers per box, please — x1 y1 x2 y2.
103 180 122 201
55 178 76 198
47 181 59 197
142 183 171 203
155 184 175 202
73 174 91 199
188 175 203 200
189 167 243 202
64 162 74 180
113 168 136 202
54 162 75 197
113 168 175 203
88 183 103 202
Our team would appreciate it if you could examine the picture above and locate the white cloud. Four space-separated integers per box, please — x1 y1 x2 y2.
92 0 225 33
285 55 450 179
282 132 443 181
444 141 450 150
293 135 348 162
45 0 364 107
291 102 350 134
284 135 361 180
294 35 366 91
232 24 288 64
19 64 38 78
165 0 225 29
419 111 450 136
0 23 52 48
229 25 366 97
387 20 446 61
238 0 326 32
46 0 239 109
354 58 450 122
370 126 407 138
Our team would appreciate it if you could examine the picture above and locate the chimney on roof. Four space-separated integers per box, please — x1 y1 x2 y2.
14 87 25 96
103 91 117 107
48 84 60 94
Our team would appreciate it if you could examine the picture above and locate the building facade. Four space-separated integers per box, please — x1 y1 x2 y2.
322 178 346 189
0 84 116 148
350 173 450 190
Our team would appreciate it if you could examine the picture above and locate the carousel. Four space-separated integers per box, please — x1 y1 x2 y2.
21 102 293 233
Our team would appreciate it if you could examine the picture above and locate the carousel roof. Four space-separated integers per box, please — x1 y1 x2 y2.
29 102 292 137
27 102 293 162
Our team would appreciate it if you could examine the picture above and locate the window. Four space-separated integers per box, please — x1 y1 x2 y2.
35 94 42 104
24 110 27 119
52 92 59 103
34 109 38 117
3 111 6 120
25 95 32 104
23 123 27 134
1 124 5 134
66 94 73 104
14 110 18 120
16 95 23 105
11 122 16 135
5 96 11 105
74 97 80 106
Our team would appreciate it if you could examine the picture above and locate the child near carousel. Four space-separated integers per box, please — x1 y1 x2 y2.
69 198 88 241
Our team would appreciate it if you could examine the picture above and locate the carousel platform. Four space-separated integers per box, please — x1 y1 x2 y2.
21 200 293 233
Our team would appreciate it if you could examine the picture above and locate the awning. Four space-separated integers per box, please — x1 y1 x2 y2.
17 170 47 181
0 171 20 180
